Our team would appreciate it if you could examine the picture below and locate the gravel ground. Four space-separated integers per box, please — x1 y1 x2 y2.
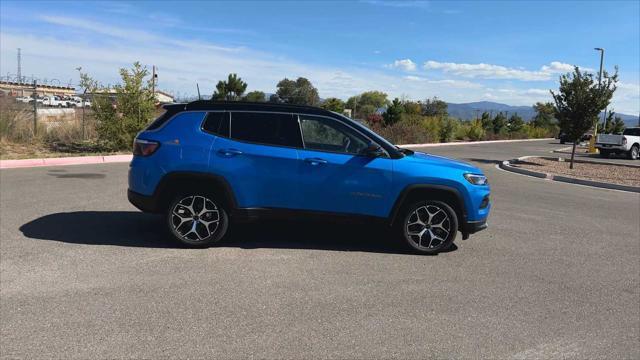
514 157 640 187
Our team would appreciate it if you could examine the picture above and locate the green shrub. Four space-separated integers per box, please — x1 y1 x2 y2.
93 62 156 151
465 120 486 141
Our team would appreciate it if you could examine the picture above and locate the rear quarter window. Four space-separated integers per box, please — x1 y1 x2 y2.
202 112 230 137
146 108 180 130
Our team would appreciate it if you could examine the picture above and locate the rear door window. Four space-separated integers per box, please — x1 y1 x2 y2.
623 128 639 136
230 112 302 148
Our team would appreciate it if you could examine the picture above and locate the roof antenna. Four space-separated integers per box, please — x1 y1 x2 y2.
196 83 201 100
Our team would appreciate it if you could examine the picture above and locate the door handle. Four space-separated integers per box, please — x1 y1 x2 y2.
218 148 243 156
304 157 327 166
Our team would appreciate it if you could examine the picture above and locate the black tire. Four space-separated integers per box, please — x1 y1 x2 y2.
166 192 229 247
399 200 458 255
599 150 610 158
629 145 639 160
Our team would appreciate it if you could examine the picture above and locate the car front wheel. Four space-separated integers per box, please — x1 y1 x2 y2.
167 193 229 247
401 200 458 254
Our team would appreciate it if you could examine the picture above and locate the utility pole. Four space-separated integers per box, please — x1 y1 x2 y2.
196 83 201 100
589 47 605 153
17 48 22 83
32 80 37 136
76 67 86 140
152 65 157 100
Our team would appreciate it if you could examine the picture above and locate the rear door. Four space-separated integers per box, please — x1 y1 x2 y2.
296 114 393 217
209 111 302 209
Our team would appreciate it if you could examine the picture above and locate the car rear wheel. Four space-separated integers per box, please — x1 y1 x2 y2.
401 200 458 255
629 145 639 160
167 193 229 247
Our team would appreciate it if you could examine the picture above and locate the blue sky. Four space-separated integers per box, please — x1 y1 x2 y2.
1 0 638 114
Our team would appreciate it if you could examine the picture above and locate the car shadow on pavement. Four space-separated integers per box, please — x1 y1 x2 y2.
19 211 457 255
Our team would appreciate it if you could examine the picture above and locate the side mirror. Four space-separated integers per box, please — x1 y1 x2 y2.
361 142 384 157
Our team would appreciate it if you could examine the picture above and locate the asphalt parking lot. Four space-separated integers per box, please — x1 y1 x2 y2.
1 139 638 359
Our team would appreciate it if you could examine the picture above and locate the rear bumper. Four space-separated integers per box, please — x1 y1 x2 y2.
461 218 488 239
128 189 160 213
596 144 626 151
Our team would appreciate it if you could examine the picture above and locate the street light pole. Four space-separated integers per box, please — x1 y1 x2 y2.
590 47 605 153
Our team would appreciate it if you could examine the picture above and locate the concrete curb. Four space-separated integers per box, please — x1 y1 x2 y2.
499 156 640 193
400 138 554 147
0 154 133 169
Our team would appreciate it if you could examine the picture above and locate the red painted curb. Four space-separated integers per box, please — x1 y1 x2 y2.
0 154 133 169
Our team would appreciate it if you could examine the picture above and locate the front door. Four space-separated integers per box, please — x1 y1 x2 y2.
296 114 393 217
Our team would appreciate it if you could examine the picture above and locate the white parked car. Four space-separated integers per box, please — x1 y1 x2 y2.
596 127 640 160
15 96 31 104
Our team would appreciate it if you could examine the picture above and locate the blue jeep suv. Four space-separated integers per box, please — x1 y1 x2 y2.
128 101 490 254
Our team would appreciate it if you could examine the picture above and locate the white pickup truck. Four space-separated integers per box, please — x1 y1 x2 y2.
596 127 640 160
41 96 67 107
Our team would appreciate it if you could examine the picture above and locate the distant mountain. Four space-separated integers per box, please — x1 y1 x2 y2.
446 101 639 127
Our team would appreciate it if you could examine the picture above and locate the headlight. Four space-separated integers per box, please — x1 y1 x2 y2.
464 173 488 185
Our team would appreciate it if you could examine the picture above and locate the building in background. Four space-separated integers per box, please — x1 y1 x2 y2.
0 81 76 97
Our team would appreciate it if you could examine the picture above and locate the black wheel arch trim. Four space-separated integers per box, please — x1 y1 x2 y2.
388 184 468 228
137 171 238 213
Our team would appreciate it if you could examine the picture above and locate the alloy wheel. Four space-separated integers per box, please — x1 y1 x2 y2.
406 204 451 250
170 195 220 241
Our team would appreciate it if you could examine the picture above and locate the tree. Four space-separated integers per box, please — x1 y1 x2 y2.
383 98 404 126
440 117 458 143
600 110 625 134
422 97 448 118
346 91 389 119
269 94 282 103
276 77 320 106
466 120 486 141
212 73 247 101
492 112 507 134
94 62 156 150
403 101 422 115
480 111 492 132
610 117 626 134
551 66 618 168
508 113 524 133
531 102 556 129
321 97 345 113
243 90 266 102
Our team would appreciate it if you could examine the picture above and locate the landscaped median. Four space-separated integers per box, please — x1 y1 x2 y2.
500 156 640 193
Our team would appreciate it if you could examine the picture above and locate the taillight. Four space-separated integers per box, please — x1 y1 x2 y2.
133 138 160 156
622 138 627 145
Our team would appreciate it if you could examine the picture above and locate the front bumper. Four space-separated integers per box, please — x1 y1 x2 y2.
461 218 488 239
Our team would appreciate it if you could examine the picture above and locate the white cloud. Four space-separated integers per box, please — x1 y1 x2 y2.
387 59 417 71
525 88 551 95
423 60 591 81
